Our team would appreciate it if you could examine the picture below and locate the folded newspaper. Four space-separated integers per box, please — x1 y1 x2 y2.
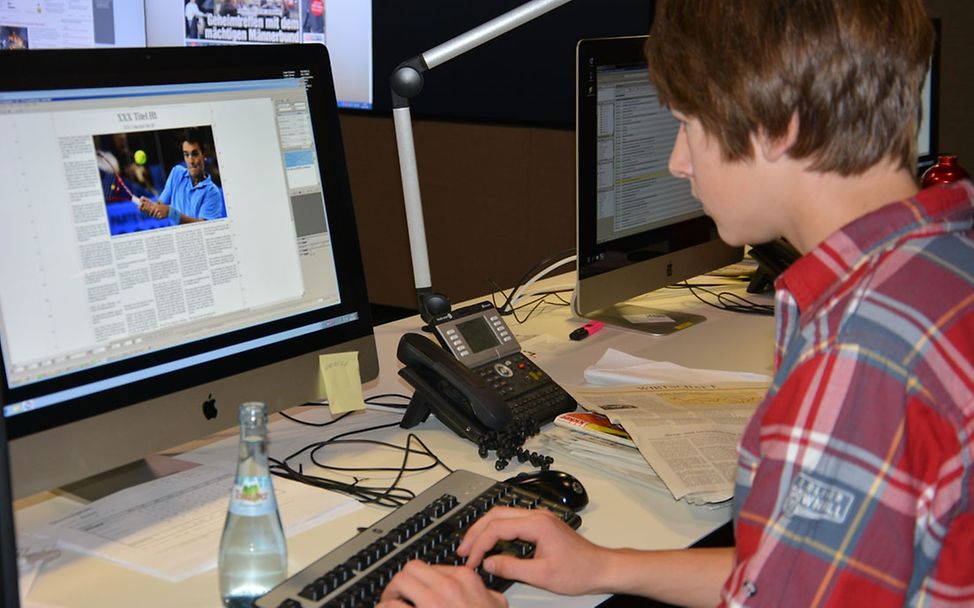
548 382 768 505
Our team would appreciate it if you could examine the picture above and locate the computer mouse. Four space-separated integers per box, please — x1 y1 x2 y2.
504 469 589 511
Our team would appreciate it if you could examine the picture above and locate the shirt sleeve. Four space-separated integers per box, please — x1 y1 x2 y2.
158 166 179 204
198 184 224 220
723 346 970 606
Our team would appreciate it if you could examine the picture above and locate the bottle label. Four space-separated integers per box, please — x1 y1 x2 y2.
228 476 278 517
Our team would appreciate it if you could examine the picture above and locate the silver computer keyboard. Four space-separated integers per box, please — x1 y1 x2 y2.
255 469 582 608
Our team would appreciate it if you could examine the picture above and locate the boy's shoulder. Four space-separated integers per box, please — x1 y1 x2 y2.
835 182 973 413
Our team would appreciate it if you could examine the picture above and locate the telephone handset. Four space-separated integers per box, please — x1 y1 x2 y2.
396 302 576 444
747 238 801 293
397 333 513 440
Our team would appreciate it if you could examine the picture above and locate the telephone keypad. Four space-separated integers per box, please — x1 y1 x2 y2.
474 353 574 424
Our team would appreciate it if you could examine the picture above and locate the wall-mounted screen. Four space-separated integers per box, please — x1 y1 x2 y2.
0 1 146 50
145 1 373 110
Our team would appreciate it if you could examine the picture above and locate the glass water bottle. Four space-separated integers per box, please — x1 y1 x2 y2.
218 402 287 607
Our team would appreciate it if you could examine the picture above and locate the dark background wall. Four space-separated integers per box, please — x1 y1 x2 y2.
344 1 974 310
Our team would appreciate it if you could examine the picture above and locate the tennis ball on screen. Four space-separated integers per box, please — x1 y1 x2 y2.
134 149 147 165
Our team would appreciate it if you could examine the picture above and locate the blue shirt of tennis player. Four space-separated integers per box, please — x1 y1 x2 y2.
159 164 224 223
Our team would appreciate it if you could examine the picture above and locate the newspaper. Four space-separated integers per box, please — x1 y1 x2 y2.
568 382 768 504
539 427 666 491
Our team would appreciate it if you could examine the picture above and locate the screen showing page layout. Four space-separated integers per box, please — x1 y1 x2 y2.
0 77 343 413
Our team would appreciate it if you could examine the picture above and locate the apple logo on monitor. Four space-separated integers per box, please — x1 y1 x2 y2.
202 394 218 420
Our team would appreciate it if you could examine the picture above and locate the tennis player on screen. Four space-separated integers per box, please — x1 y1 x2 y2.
139 127 224 225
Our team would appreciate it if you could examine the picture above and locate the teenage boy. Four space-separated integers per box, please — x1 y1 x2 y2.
378 0 974 606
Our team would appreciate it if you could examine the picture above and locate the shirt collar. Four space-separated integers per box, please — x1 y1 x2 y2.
776 179 974 313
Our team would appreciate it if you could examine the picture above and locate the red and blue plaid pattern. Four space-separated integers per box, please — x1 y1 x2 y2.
722 180 974 606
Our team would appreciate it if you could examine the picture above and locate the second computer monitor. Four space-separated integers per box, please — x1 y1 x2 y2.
574 36 741 335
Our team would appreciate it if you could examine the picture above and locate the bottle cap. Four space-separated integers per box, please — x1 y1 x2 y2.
239 401 268 427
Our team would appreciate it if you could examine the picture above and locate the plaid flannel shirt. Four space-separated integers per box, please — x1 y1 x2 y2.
721 180 974 607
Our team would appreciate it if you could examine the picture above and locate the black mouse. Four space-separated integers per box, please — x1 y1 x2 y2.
504 469 589 511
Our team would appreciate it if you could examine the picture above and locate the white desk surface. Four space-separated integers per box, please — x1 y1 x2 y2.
14 278 774 608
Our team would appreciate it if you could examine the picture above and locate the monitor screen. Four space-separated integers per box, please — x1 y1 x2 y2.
144 1 373 110
0 0 146 50
574 36 741 335
0 43 377 498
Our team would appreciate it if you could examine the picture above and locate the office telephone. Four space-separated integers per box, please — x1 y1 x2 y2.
396 302 576 445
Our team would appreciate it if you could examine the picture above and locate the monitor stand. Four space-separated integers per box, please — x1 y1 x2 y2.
585 302 706 336
57 454 197 503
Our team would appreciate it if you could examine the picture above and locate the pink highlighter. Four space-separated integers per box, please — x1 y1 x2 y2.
569 320 604 341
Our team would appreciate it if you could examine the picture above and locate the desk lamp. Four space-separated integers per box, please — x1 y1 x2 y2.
390 0 574 325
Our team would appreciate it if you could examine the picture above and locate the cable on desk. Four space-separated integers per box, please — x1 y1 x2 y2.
365 394 411 409
270 417 453 508
670 281 775 316
293 394 411 413
489 280 572 324
279 409 353 427
493 248 576 316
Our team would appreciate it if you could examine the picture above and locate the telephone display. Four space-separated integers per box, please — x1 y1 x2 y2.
455 317 502 353
433 304 519 368
396 302 576 444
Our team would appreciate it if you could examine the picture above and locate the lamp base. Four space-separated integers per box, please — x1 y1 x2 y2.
417 288 451 331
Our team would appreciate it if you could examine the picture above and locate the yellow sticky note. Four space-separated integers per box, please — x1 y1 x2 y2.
318 352 366 414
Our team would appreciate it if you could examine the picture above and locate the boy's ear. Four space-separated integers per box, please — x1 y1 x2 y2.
758 113 799 163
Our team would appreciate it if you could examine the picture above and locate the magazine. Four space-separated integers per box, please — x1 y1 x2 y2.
553 411 636 448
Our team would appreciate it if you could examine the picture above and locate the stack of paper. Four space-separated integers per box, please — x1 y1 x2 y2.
562 382 767 505
583 348 771 386
541 424 732 507
549 349 771 506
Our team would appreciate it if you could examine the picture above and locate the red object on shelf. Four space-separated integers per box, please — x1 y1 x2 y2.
921 155 970 188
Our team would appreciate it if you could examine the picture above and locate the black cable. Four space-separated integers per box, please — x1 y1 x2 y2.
366 393 412 404
510 292 568 324
270 415 454 508
491 248 575 317
365 393 411 409
286 394 411 421
677 281 775 316
278 410 352 427
488 279 572 324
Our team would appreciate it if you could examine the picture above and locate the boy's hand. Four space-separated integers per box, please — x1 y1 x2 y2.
377 561 507 608
459 506 608 596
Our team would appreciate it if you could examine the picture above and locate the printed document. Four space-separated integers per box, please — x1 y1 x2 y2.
570 382 768 503
35 463 360 581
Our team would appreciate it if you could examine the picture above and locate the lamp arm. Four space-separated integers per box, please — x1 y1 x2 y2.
389 0 575 324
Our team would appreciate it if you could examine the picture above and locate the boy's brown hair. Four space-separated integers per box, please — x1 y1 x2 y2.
645 0 934 175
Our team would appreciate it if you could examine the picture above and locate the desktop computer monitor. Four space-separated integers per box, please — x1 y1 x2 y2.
144 1 373 110
0 2 146 50
574 36 742 335
1 412 19 608
0 43 378 499
916 18 940 175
